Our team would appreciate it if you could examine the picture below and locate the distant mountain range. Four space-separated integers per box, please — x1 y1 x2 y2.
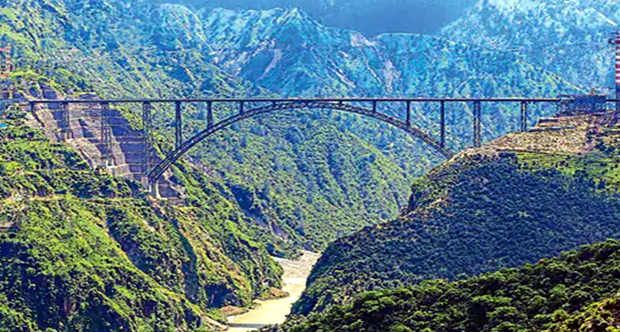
442 0 619 89
169 0 478 36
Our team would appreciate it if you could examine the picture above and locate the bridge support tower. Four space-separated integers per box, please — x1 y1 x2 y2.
473 101 482 147
142 102 154 189
520 101 529 133
60 102 73 141
440 101 446 148
175 101 183 149
100 102 113 168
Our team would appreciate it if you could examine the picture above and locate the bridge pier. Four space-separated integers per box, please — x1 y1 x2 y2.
60 102 73 141
440 101 446 148
100 102 113 167
473 101 482 147
149 180 160 198
406 101 411 126
207 101 213 129
175 101 183 149
520 101 529 133
142 102 153 182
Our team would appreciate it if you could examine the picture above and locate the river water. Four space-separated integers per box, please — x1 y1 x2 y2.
227 251 320 332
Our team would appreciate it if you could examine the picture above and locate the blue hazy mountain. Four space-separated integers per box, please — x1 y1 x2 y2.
441 0 620 90
170 0 477 36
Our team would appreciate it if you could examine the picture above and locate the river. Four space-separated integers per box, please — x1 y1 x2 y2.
227 251 320 332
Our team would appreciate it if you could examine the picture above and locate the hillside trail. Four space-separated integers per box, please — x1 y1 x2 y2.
227 251 320 332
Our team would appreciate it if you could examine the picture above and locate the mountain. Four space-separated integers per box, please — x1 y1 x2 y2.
291 112 620 317
441 0 620 91
172 0 477 36
200 6 580 171
1 0 617 329
0 0 417 254
0 0 583 255
276 239 620 331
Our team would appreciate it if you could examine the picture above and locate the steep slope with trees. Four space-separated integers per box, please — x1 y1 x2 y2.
0 0 415 253
0 105 286 330
292 113 620 316
277 239 620 332
441 0 619 90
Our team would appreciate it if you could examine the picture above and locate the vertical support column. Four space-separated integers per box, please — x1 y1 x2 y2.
372 100 377 112
406 101 411 126
520 101 529 133
142 102 153 188
175 101 182 149
101 102 113 168
60 102 72 141
206 101 214 130
473 101 482 147
440 101 446 148
239 101 245 114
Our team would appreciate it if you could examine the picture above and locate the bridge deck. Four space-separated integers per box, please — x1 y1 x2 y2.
29 97 584 104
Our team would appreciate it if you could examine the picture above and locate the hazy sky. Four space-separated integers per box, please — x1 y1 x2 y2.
177 0 478 36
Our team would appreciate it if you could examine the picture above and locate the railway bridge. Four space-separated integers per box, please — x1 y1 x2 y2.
25 96 614 193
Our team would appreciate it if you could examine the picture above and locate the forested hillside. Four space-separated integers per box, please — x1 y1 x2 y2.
0 0 415 253
0 105 286 330
174 0 476 36
277 239 620 332
292 113 620 316
0 0 616 330
441 0 619 89
0 0 581 254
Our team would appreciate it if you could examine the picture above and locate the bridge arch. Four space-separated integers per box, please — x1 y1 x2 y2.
148 100 454 184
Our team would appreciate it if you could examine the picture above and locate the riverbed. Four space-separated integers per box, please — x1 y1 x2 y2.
227 251 320 332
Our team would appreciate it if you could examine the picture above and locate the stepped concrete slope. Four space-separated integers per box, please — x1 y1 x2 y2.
16 85 181 199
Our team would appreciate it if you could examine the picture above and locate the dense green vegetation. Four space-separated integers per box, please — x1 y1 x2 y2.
0 107 284 330
0 0 615 330
293 127 620 316
441 0 618 90
0 0 417 254
277 239 620 332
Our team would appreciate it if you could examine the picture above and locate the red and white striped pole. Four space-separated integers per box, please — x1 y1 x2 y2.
611 31 620 113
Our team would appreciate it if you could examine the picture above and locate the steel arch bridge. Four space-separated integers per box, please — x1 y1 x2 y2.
28 96 593 191
149 100 455 184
